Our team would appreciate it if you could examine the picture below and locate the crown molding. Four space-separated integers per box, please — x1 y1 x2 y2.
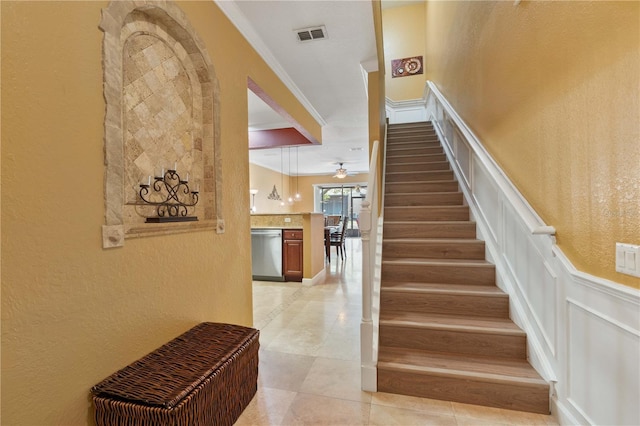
214 1 327 126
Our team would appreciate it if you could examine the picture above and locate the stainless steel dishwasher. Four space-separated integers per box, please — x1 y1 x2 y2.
251 228 284 281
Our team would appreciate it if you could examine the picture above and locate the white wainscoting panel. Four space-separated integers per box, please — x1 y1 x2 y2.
385 98 427 124
566 299 640 425
454 128 471 189
425 80 640 426
471 156 501 246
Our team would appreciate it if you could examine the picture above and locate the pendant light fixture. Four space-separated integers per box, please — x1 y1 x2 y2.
280 147 285 206
250 188 259 212
287 147 293 204
268 148 284 203
295 146 301 201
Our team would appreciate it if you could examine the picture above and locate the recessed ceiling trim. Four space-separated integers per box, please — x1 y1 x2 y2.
214 0 327 126
248 77 321 145
249 128 315 150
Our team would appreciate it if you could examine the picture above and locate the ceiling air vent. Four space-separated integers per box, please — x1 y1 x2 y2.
294 26 327 43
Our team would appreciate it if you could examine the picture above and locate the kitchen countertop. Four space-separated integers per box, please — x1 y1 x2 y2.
251 226 302 229
250 212 322 229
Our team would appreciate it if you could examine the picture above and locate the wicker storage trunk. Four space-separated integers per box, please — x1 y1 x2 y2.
91 322 259 426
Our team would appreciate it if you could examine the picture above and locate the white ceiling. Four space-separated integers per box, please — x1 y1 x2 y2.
216 0 378 176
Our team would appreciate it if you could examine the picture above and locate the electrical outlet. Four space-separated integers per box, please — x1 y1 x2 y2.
284 217 291 223
616 243 640 278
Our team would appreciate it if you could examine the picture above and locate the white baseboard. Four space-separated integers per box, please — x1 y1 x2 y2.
302 268 326 286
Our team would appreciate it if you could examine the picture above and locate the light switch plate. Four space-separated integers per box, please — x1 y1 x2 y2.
284 217 292 223
616 243 640 277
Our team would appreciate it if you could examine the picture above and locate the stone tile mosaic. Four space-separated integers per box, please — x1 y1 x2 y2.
101 0 221 245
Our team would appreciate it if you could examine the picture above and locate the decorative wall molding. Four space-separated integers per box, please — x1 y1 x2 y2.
99 0 223 247
425 80 640 426
385 96 427 124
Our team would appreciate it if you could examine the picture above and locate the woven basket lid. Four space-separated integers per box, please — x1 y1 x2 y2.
91 322 259 409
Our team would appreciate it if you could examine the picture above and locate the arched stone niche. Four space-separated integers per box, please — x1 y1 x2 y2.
100 0 223 248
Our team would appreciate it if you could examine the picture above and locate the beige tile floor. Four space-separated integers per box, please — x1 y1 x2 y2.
238 238 559 426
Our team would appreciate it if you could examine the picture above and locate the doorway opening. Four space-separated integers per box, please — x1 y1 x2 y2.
314 184 367 238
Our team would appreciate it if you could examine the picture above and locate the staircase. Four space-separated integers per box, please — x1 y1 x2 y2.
377 121 549 414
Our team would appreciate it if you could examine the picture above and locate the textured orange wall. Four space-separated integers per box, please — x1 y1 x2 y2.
425 1 640 287
382 3 427 101
249 162 293 214
1 1 321 424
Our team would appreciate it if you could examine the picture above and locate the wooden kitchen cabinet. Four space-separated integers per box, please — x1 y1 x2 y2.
283 229 303 282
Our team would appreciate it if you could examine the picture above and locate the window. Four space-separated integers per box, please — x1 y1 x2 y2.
315 184 366 237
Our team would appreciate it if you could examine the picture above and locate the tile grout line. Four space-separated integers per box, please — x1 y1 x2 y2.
254 285 310 330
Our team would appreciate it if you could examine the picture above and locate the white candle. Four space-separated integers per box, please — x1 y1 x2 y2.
147 175 151 185
174 162 177 171
186 172 189 182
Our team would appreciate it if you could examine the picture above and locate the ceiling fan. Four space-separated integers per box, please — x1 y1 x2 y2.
333 162 351 179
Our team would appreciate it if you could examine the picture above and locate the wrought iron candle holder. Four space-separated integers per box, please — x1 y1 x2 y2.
139 169 199 223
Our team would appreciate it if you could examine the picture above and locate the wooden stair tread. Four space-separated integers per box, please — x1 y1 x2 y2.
389 126 434 129
387 146 442 151
386 152 444 158
385 179 457 185
388 131 434 134
386 159 447 165
380 282 506 296
382 258 491 266
385 173 453 181
384 202 465 208
385 205 467 210
386 147 442 151
385 183 460 192
383 237 480 243
388 131 435 135
384 220 475 225
386 159 449 165
388 138 439 142
386 165 451 173
377 348 546 385
386 170 451 174
388 145 440 149
382 221 477 239
380 312 524 335
388 127 435 130
387 141 439 145
387 142 439 145
386 191 461 195
388 129 434 133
